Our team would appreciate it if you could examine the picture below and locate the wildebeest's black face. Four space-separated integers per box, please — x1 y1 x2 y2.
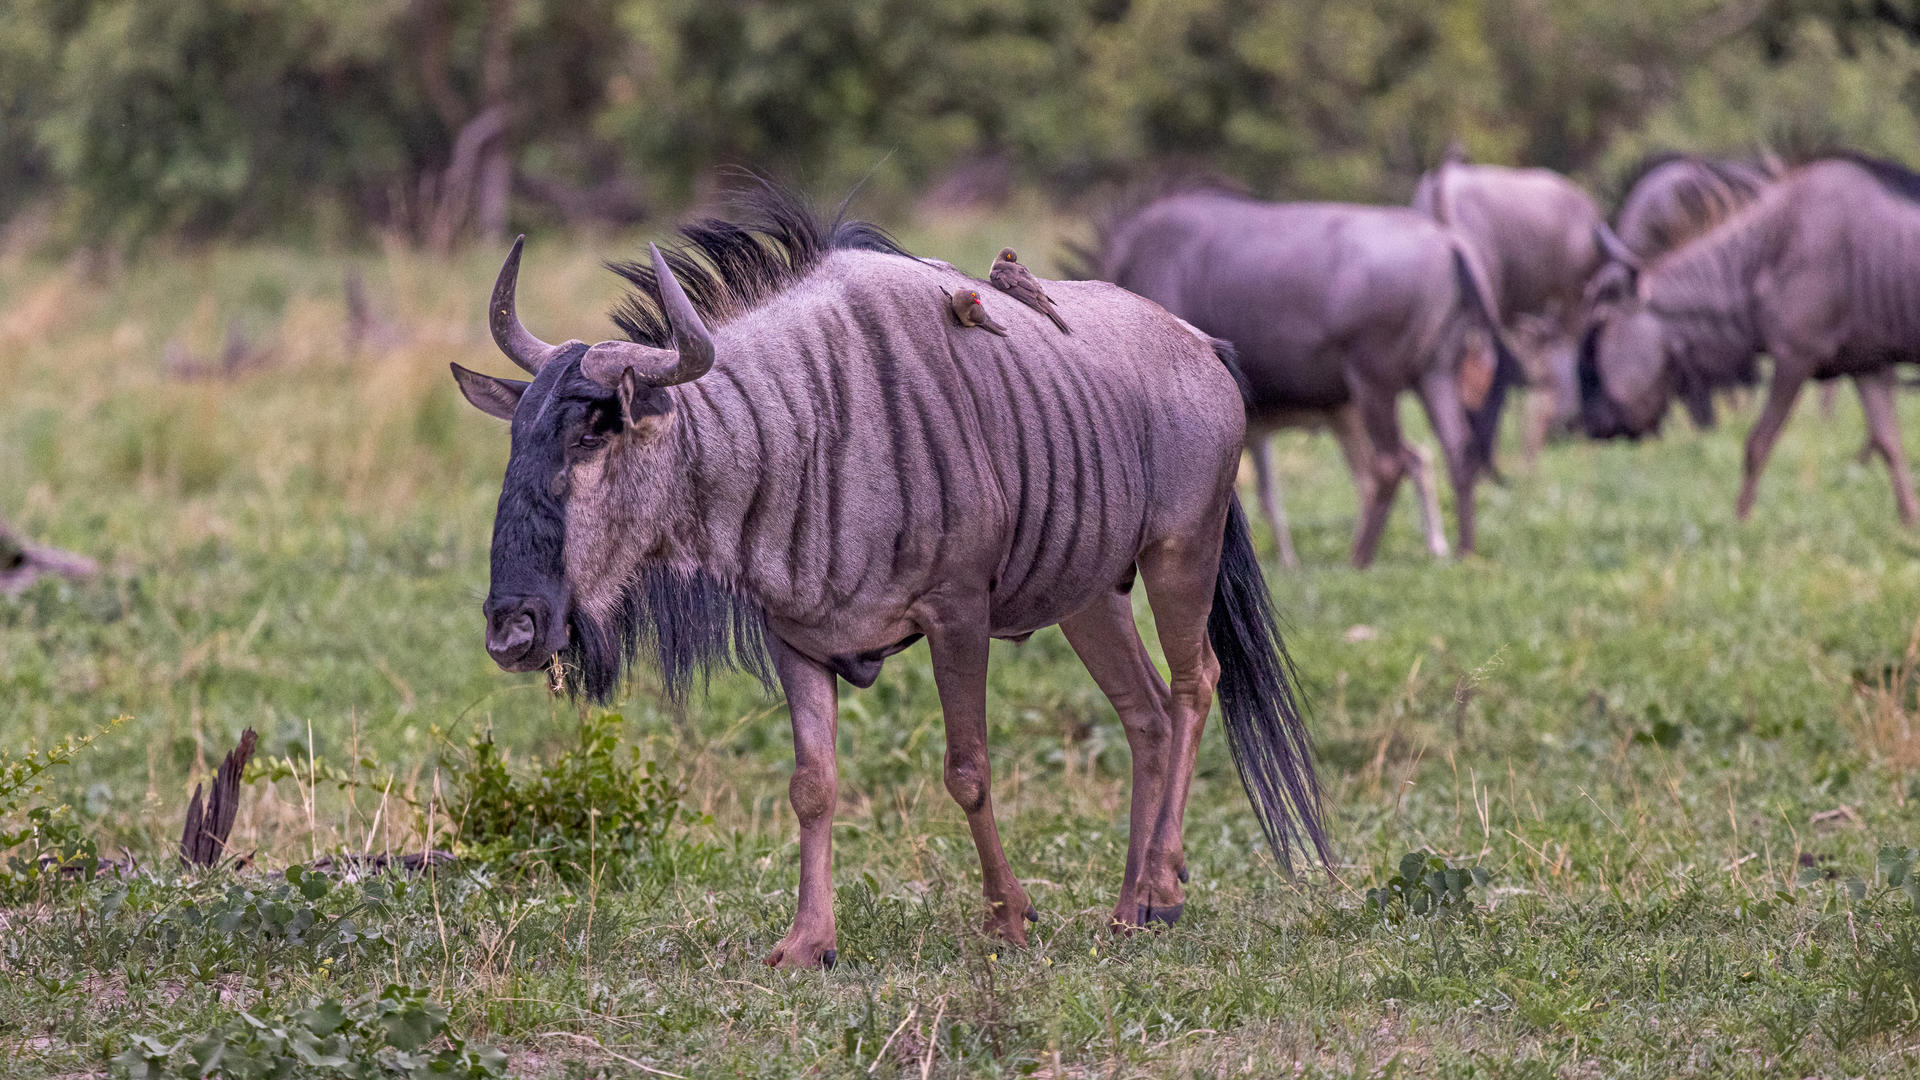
1577 305 1672 440
455 344 628 672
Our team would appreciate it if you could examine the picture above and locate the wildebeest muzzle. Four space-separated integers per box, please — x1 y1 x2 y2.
484 592 569 672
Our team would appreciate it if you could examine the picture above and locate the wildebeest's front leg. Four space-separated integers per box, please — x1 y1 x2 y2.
1734 370 1808 522
1854 370 1920 526
1347 385 1410 569
927 594 1035 943
1331 406 1448 560
1245 432 1300 570
766 636 842 969
1416 368 1478 557
1059 589 1174 931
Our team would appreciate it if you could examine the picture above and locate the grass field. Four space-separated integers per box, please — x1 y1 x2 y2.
7 217 1920 1078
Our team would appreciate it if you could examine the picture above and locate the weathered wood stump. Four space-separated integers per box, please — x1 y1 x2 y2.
179 728 259 868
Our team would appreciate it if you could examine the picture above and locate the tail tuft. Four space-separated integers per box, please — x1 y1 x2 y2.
1208 500 1330 872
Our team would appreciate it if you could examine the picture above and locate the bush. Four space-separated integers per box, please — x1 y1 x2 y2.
0 717 123 897
449 712 706 882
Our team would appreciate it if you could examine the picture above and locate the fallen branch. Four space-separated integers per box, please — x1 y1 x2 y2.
0 517 97 595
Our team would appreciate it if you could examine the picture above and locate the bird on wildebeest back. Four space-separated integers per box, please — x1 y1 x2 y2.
946 287 1010 337
988 248 1071 333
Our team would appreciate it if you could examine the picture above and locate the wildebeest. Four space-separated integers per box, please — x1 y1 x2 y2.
1413 159 1614 457
1580 156 1920 525
1084 188 1521 569
1586 153 1782 426
1607 153 1780 265
450 186 1328 968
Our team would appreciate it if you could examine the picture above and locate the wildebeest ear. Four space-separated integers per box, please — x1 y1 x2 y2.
615 365 672 437
450 362 528 421
617 366 641 429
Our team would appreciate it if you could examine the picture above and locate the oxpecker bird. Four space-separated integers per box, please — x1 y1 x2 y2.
947 288 1010 337
989 248 1071 333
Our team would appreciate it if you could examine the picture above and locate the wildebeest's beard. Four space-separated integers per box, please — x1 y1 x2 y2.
560 567 774 705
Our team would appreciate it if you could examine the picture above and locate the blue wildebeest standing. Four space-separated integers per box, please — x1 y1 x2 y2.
1585 153 1782 429
1580 156 1920 525
1084 188 1521 569
1414 158 1616 459
450 187 1328 968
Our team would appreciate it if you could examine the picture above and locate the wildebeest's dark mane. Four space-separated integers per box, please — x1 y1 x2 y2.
561 564 774 705
1058 171 1250 281
607 178 912 348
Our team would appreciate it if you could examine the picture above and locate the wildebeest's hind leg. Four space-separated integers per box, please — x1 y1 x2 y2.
1347 386 1410 569
926 593 1036 943
766 637 843 969
1734 369 1809 522
1059 590 1176 931
1854 370 1920 526
1131 524 1228 926
1246 432 1300 570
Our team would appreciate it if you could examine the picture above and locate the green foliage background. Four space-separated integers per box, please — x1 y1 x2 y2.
9 0 1920 244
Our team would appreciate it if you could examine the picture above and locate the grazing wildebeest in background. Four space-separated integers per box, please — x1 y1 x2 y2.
1584 154 1782 426
451 186 1328 969
1413 158 1616 458
1580 156 1920 525
1084 188 1521 569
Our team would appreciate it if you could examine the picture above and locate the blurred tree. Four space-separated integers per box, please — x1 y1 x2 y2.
5 0 1920 247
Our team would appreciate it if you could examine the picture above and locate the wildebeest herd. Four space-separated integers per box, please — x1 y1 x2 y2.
452 152 1920 968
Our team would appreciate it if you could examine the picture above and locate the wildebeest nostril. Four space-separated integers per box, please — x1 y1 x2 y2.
486 606 541 663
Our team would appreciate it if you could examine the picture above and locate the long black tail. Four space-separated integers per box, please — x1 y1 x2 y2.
1207 499 1331 873
1450 246 1525 476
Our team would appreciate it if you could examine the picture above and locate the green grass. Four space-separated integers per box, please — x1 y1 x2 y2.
6 218 1920 1077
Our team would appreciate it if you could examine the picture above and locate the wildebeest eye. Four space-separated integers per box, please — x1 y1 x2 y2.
576 432 605 451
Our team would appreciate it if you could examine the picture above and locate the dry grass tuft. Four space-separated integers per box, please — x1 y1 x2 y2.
1850 616 1920 782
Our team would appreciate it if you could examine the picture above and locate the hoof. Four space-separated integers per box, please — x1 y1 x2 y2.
766 932 838 970
1136 902 1184 928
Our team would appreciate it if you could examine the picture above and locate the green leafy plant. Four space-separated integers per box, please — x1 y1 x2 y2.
113 983 506 1079
0 717 125 894
1365 852 1491 920
1875 844 1920 906
449 712 705 882
143 864 404 965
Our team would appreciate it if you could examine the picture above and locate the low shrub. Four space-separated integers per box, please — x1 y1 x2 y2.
449 712 707 883
0 717 124 897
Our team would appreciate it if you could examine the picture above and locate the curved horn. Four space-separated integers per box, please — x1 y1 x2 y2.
490 235 567 374
581 243 716 388
1593 223 1643 272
